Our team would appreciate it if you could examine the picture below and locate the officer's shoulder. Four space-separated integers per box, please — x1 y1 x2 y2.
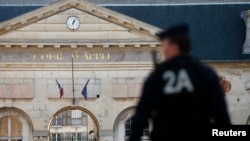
198 63 219 79
154 60 172 71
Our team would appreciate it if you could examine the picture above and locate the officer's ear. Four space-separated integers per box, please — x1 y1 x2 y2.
169 41 181 53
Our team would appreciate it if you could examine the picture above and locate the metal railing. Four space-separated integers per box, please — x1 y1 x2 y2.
50 136 96 141
125 136 150 141
0 137 22 141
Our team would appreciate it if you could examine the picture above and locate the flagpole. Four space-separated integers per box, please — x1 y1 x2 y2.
90 72 94 79
72 57 75 105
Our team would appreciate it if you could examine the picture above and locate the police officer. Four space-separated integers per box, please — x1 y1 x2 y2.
129 24 231 141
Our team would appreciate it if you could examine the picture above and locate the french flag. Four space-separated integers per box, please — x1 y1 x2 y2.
56 79 64 98
81 78 90 100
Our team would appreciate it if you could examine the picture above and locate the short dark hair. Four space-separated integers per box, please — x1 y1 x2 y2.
156 24 191 53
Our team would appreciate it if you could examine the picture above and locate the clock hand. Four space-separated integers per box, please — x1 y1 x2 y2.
72 17 76 25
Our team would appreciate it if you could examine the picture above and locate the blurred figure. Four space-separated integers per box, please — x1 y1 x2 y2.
129 24 231 141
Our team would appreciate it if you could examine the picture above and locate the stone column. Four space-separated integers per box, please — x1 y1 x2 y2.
241 10 250 54
22 123 30 141
119 120 125 141
8 117 11 141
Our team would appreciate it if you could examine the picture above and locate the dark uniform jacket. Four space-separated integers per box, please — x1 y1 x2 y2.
129 55 231 141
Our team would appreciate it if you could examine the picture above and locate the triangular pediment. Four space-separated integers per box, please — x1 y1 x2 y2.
0 8 153 40
0 0 161 46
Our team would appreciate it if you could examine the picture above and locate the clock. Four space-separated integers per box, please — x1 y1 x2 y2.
66 16 80 30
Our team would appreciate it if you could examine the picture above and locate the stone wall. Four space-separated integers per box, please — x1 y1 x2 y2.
0 67 151 141
1 61 250 141
1 62 250 141
216 67 250 124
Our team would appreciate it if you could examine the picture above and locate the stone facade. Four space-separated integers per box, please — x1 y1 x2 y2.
1 52 250 141
0 0 159 141
0 64 151 141
0 0 250 141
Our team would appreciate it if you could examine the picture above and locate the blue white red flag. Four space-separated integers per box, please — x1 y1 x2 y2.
56 79 64 98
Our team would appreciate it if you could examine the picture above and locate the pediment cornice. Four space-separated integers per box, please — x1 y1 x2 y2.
0 0 161 41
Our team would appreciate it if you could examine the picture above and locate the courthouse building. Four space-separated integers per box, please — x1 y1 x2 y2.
0 0 250 141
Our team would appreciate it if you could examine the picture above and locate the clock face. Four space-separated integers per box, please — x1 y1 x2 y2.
66 16 80 30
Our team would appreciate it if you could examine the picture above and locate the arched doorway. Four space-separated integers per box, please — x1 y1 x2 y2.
113 107 151 141
0 107 34 141
48 106 99 141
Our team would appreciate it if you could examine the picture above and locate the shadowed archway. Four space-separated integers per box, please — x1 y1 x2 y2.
48 106 100 141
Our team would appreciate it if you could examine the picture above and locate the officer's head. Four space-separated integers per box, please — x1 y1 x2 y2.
157 24 191 60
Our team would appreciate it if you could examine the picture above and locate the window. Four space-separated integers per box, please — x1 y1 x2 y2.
62 110 71 126
52 110 87 126
125 118 132 137
71 133 81 141
125 117 150 141
52 114 62 126
0 117 22 141
71 110 83 125
51 133 62 141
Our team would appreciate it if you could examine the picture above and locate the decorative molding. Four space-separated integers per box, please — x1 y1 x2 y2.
245 80 250 93
1 61 250 71
0 62 155 71
219 77 231 95
99 130 113 136
33 130 48 137
0 40 160 48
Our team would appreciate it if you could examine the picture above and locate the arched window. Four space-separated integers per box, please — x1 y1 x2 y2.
124 117 150 141
0 116 22 141
51 109 87 126
50 109 97 141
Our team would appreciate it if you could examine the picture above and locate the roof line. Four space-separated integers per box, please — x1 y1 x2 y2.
0 4 46 6
0 2 250 7
101 2 250 6
201 60 250 62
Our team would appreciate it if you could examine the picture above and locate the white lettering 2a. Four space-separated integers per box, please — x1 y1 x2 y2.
163 69 194 94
